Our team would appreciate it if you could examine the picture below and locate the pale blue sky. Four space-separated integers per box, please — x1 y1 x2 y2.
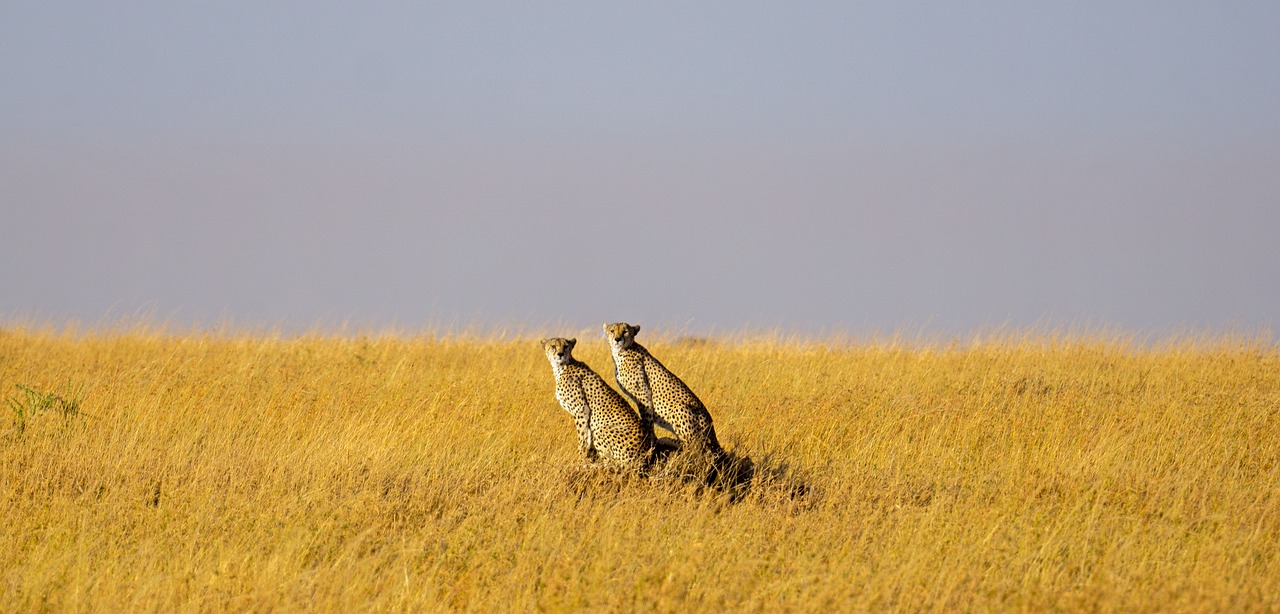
3 3 1278 336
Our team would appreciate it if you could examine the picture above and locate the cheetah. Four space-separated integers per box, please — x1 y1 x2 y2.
603 322 725 459
540 337 655 471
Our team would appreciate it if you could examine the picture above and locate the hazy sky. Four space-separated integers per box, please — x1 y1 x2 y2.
4 3 1278 337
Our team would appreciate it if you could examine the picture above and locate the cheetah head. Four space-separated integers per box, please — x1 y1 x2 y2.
603 322 640 351
540 337 577 366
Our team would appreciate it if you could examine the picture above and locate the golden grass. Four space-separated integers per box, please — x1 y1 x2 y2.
2 325 1278 611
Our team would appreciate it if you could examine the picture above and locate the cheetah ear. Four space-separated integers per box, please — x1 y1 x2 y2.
567 338 577 349
539 338 548 347
631 324 640 335
602 323 609 333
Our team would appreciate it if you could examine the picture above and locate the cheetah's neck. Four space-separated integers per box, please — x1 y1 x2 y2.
551 359 580 380
613 343 649 361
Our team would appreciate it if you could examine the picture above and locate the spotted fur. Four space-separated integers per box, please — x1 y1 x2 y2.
540 337 655 470
603 323 724 458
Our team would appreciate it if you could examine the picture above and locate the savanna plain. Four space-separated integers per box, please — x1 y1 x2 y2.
2 324 1278 612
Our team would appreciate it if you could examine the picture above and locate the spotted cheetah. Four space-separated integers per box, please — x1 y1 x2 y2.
603 323 725 459
540 337 655 471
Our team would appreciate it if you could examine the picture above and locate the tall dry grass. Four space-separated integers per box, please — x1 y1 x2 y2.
1 324 1277 611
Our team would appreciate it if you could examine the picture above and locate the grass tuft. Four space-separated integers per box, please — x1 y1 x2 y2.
6 382 86 437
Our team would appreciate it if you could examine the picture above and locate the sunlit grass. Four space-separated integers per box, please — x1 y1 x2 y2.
2 324 1277 611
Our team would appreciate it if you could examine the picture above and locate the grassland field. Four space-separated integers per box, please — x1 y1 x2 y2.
2 324 1278 612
